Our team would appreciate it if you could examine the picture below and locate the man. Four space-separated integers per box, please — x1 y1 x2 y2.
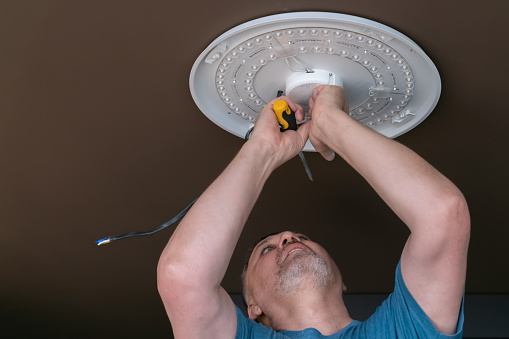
157 86 470 338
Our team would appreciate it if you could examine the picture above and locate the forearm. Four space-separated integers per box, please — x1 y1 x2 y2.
321 110 466 233
158 141 276 287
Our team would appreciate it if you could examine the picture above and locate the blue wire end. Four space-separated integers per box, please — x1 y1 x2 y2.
96 238 112 246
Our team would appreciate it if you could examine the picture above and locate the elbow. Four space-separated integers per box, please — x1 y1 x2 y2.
156 257 203 320
157 255 188 300
156 253 207 299
448 191 470 233
433 190 471 244
157 256 173 297
157 256 215 315
407 190 470 261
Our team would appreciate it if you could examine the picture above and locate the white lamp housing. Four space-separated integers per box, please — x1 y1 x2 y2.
190 12 441 151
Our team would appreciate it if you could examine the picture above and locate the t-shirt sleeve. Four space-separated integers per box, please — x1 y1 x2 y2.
359 260 465 338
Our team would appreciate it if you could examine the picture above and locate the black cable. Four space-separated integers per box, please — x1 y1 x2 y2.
95 197 198 245
96 121 253 245
96 90 284 246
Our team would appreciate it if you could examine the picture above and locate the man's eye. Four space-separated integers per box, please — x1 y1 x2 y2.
298 235 310 241
261 246 274 255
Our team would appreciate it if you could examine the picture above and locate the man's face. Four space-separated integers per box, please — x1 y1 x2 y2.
244 231 342 316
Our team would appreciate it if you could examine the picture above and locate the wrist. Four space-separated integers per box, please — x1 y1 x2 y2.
239 139 278 178
314 108 349 141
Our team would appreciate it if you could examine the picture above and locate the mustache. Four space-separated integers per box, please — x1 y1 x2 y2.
276 240 314 264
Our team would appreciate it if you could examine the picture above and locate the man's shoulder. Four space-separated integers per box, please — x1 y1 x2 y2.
358 261 464 338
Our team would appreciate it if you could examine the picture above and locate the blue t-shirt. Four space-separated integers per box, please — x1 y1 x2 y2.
235 261 464 338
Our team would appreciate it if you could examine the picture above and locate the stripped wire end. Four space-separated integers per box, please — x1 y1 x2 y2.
96 238 112 246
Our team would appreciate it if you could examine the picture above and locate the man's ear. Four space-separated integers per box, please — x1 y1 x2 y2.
343 283 348 292
247 302 263 320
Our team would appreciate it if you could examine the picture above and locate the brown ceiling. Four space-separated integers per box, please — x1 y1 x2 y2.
1 0 508 337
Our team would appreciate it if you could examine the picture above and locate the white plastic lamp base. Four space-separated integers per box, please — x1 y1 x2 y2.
285 70 342 118
190 12 441 152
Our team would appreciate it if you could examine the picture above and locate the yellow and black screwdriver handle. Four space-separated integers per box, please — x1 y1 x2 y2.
272 96 314 181
273 99 298 132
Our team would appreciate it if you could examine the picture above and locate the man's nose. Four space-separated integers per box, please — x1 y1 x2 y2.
278 231 301 249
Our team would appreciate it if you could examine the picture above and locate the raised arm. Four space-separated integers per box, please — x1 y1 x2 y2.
156 97 309 339
308 85 470 335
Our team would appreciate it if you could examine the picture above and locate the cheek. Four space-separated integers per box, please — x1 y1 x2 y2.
309 244 339 271
251 256 278 292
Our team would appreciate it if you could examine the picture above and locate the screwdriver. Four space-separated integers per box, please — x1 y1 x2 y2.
272 98 313 181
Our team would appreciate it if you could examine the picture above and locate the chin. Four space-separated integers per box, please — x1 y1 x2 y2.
275 252 333 295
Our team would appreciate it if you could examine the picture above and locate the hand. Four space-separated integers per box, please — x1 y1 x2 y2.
308 85 349 161
248 96 310 169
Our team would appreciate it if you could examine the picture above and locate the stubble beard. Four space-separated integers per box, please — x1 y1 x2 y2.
275 250 332 295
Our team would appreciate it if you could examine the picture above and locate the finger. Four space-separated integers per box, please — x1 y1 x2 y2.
254 106 275 128
275 96 303 121
309 85 325 114
310 137 335 161
251 105 281 138
309 96 316 115
264 95 305 126
294 104 305 121
285 99 302 118
311 85 326 102
296 121 310 145
316 146 335 161
320 149 335 161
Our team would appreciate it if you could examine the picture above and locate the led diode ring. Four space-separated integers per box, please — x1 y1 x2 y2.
190 12 440 151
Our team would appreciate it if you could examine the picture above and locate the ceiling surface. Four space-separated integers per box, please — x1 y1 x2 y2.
1 1 508 337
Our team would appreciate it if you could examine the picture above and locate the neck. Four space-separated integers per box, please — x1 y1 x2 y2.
261 282 353 335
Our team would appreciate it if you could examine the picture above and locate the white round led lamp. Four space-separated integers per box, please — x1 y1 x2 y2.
190 12 441 151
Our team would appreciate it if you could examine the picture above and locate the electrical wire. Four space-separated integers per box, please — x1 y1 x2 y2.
96 90 289 246
96 122 255 246
95 197 198 246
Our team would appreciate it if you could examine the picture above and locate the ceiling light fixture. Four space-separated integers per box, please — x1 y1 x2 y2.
190 12 441 151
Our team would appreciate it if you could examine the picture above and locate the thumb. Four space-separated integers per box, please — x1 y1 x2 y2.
320 148 335 161
309 134 335 161
296 121 310 146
